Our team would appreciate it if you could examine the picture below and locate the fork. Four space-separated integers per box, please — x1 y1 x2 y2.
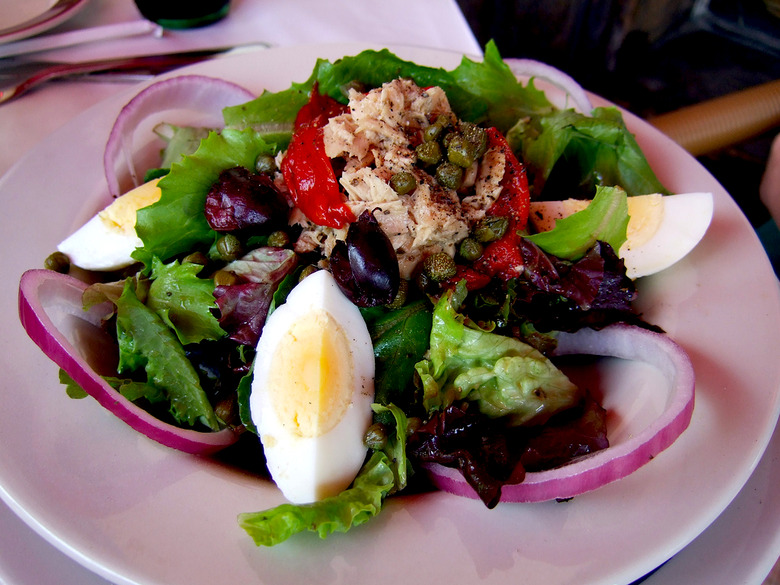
0 46 263 105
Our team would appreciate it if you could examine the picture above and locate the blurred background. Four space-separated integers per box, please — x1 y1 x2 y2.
456 0 780 228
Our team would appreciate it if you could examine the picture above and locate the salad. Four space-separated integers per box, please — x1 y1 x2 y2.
18 42 710 547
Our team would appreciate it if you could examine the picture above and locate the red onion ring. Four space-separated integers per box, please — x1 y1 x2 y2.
423 324 695 503
103 74 256 197
18 269 238 454
504 58 593 113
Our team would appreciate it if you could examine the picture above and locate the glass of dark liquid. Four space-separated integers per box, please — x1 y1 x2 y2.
134 0 231 29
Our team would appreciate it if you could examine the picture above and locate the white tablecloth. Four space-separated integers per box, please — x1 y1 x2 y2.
0 0 481 178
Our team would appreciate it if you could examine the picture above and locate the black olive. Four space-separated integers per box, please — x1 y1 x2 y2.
204 166 289 234
330 210 400 307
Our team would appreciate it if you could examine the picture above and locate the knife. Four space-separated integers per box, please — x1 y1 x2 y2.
0 44 268 105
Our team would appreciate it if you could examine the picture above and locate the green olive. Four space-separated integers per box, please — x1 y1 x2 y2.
44 251 70 273
415 140 442 166
389 172 417 195
474 216 509 243
423 252 457 282
435 162 463 190
215 234 243 261
458 237 484 262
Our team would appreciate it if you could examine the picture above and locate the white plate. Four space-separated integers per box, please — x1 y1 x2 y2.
1 43 779 585
0 0 89 45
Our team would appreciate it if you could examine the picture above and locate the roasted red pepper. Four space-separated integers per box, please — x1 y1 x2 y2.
281 84 354 228
484 127 530 232
472 127 530 281
444 265 492 291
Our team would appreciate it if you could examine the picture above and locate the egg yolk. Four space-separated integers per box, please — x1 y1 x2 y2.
624 194 663 249
98 178 162 236
267 309 353 438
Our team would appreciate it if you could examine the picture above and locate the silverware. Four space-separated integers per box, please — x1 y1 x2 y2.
0 45 266 105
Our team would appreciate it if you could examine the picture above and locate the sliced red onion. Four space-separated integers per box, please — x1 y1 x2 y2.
103 74 256 197
423 324 695 503
18 269 238 455
504 58 593 113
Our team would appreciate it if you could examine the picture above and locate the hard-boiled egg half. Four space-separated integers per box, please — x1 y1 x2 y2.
57 178 162 271
528 192 714 278
250 269 375 504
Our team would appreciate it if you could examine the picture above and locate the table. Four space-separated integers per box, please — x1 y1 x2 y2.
0 1 778 584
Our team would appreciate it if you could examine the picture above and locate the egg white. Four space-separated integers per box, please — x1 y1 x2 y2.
620 192 713 278
529 192 714 278
250 269 375 504
57 179 161 271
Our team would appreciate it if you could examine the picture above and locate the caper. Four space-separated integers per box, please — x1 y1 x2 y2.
215 233 243 261
461 122 488 158
255 153 277 174
474 216 509 243
423 123 443 143
44 251 70 273
298 265 319 281
447 135 477 168
214 396 239 427
213 269 239 286
183 251 209 267
364 422 388 450
415 269 433 293
458 237 484 262
422 252 457 282
435 161 463 190
415 140 442 166
423 114 450 142
405 416 423 437
385 278 409 309
434 114 451 128
267 230 290 248
389 171 417 195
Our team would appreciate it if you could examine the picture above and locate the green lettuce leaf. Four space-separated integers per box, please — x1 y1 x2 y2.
115 279 220 430
370 403 411 493
223 41 552 137
135 127 276 262
59 369 88 399
524 185 629 260
415 285 579 425
238 403 410 547
361 300 433 418
507 106 669 199
238 450 395 547
58 369 166 404
147 256 226 345
235 364 256 434
155 123 213 169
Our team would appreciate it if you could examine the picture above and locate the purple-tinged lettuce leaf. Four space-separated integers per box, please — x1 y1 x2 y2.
214 247 298 346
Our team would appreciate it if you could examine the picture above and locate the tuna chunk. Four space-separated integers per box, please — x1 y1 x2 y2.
293 78 507 279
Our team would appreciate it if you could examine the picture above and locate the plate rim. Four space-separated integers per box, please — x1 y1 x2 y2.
2 41 780 585
0 0 89 45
